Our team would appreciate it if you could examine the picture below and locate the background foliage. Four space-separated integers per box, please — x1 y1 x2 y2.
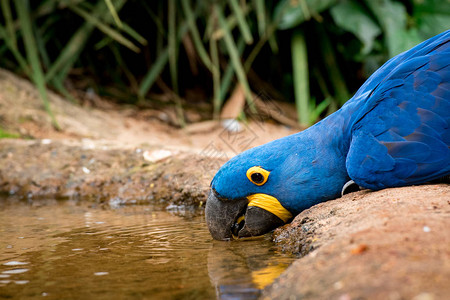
1 0 449 127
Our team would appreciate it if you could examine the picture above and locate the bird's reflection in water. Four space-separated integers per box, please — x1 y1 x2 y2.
207 235 294 299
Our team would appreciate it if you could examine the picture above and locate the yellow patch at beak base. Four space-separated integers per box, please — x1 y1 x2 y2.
247 194 293 223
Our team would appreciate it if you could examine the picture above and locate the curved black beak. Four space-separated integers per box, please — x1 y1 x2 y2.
205 190 285 240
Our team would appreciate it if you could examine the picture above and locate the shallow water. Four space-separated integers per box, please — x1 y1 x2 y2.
0 197 295 299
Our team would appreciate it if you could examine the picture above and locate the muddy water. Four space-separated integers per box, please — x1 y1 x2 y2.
0 197 295 299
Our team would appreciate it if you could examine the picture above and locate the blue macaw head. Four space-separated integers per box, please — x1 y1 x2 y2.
205 131 348 240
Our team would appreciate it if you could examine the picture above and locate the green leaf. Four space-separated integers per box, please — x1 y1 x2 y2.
142 1 166 37
365 0 421 57
168 0 178 94
330 1 381 54
138 49 169 98
0 128 20 139
180 0 213 71
254 0 266 37
316 25 349 105
45 25 93 82
69 4 140 53
220 37 246 103
215 4 255 112
138 6 194 98
104 0 123 28
1 0 17 50
309 97 331 123
229 0 253 44
275 0 338 30
120 23 148 46
46 0 127 83
210 30 221 119
0 24 30 75
413 0 450 38
15 0 59 129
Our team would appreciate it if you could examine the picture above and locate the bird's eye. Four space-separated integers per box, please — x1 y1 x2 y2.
251 172 264 184
246 166 270 186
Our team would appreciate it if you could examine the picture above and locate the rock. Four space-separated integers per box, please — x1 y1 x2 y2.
263 184 450 299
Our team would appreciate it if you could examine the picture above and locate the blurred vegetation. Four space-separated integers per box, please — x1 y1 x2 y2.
0 0 449 127
0 128 19 138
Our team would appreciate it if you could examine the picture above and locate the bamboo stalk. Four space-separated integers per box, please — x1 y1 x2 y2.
291 30 309 126
169 0 185 126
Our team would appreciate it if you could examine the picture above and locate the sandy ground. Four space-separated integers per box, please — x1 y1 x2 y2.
1 68 449 299
0 68 296 155
0 68 296 206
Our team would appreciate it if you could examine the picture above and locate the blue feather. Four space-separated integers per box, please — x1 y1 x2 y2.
346 30 450 189
211 30 450 217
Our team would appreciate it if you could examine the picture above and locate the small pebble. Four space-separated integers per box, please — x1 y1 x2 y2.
412 292 435 300
333 281 344 290
221 119 242 132
350 244 368 255
143 149 172 162
94 272 109 276
338 294 351 300
423 226 431 233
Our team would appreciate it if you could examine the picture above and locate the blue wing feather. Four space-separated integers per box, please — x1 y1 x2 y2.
346 30 450 189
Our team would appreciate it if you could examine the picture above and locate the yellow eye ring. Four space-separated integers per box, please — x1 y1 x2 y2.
246 166 270 186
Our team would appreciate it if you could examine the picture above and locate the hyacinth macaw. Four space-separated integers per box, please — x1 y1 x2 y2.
206 30 450 240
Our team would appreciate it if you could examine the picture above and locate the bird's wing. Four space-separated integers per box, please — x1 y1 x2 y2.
346 31 450 190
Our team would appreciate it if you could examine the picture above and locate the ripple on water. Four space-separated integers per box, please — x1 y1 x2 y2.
3 261 29 266
2 269 29 274
0 199 296 299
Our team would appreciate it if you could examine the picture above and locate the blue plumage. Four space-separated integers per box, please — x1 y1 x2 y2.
347 30 450 189
206 30 450 240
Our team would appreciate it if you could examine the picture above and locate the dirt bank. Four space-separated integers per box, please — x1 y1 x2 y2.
0 139 222 207
263 184 450 300
1 68 449 299
0 68 295 207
